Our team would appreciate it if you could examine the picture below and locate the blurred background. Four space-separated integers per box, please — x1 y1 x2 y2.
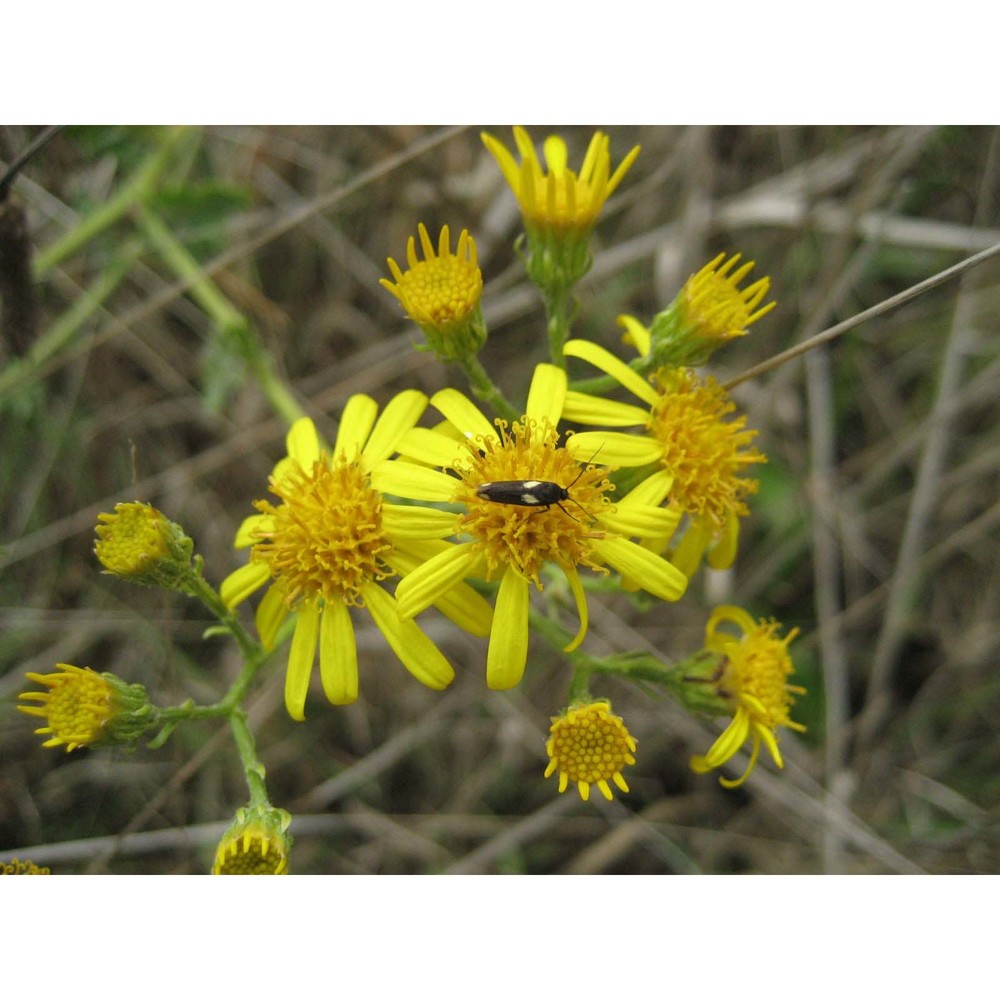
1 125 997 874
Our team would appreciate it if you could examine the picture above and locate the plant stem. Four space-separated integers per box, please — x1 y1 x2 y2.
457 355 519 422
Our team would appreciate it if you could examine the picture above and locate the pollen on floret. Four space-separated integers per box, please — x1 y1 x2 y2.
544 700 637 802
647 368 765 529
251 454 391 609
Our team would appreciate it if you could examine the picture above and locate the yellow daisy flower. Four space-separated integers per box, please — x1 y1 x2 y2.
18 663 153 752
373 364 687 690
689 605 805 788
562 338 765 575
380 223 486 362
481 126 640 239
622 253 775 367
220 393 492 720
545 699 637 802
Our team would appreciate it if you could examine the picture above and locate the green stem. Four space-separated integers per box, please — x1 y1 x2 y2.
229 708 270 807
544 283 574 366
138 205 305 427
457 355 519 422
33 126 192 278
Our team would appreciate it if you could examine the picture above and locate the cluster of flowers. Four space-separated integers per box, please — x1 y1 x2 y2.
17 128 805 874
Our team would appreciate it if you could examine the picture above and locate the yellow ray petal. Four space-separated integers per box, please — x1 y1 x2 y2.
361 389 428 468
285 603 320 721
286 417 321 467
334 394 379 460
370 460 460 502
220 562 271 609
562 391 649 427
486 567 530 690
381 503 459 539
564 430 663 467
319 598 358 705
430 388 498 442
525 363 567 425
593 536 687 601
361 581 455 690
564 339 658 406
394 541 480 619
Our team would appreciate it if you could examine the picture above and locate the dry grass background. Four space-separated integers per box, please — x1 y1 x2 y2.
1 124 998 875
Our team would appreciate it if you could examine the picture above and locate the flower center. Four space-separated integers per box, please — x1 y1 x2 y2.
38 668 113 745
396 255 481 328
647 369 765 527
251 455 390 608
214 833 288 875
725 622 801 727
546 701 637 786
454 419 613 584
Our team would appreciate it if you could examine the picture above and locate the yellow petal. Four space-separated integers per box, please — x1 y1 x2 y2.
370 460 460 502
430 388 497 442
361 581 455 690
564 430 663 467
615 468 675 508
285 604 320 721
593 536 687 601
617 314 651 356
481 130 522 194
486 568 530 690
361 389 428 468
220 561 270 608
386 542 493 638
525 363 567 426
396 427 470 469
286 417 320 467
564 339 658 406
600 503 680 540
234 513 271 549
394 541 480 619
319 599 358 705
334 394 379 460
255 583 289 650
381 503 459 539
562 565 589 653
562 391 649 427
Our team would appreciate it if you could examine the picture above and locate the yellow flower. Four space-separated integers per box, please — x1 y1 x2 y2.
18 664 115 751
94 501 196 590
622 253 775 366
220 395 492 720
481 126 639 238
373 364 687 690
689 605 805 788
562 339 765 574
380 223 485 361
544 700 637 802
1 859 51 875
212 805 292 875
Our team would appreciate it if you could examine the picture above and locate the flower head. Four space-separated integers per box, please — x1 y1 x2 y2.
481 127 640 290
220 395 492 719
18 663 153 752
622 253 775 368
544 699 637 802
689 605 805 788
482 127 639 239
380 223 486 362
1 859 51 875
94 502 196 591
374 364 686 690
563 339 766 574
212 805 292 875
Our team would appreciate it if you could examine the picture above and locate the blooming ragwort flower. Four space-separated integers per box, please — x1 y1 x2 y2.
373 363 687 690
18 663 153 752
562 338 765 576
545 699 637 802
380 223 486 362
481 126 640 240
621 252 775 368
220 393 492 720
689 605 805 787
